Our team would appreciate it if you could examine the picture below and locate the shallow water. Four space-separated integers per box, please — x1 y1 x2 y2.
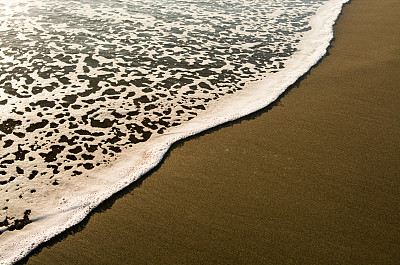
0 0 348 263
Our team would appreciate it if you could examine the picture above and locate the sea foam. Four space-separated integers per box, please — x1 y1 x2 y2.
0 0 349 263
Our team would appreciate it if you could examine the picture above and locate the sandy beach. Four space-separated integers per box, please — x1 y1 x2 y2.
20 0 399 264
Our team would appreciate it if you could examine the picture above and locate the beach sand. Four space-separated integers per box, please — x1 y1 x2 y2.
21 0 400 264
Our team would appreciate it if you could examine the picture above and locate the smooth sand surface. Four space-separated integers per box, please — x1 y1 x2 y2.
22 0 399 264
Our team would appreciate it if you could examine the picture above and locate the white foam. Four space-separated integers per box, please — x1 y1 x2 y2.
0 0 349 263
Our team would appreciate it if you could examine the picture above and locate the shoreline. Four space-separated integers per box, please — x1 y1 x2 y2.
1 1 348 263
20 0 400 264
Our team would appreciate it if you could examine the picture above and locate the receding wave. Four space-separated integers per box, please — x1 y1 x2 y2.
0 0 349 263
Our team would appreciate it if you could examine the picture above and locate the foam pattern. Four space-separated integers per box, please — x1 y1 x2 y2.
0 0 349 263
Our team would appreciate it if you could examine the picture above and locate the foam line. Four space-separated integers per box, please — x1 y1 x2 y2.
0 0 349 263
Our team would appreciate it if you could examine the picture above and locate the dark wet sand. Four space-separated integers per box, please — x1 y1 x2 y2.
23 0 400 264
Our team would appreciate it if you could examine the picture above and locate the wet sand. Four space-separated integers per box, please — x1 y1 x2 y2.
22 0 400 264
